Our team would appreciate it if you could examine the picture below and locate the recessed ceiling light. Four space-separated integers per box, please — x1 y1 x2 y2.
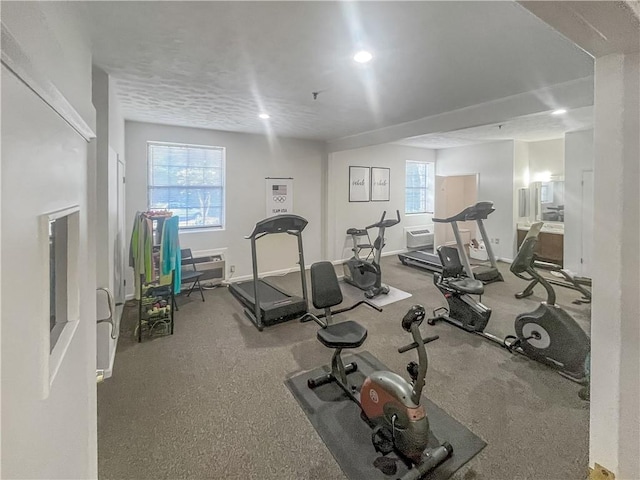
551 109 567 115
258 113 270 120
353 50 373 63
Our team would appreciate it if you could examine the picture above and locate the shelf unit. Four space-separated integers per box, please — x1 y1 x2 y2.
135 213 177 342
137 272 175 342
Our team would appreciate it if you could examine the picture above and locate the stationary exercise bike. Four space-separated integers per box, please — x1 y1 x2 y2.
428 223 590 382
303 262 452 480
343 210 401 299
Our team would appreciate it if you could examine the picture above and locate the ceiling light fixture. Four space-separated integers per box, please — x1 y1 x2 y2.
353 50 373 63
258 113 270 120
551 109 567 115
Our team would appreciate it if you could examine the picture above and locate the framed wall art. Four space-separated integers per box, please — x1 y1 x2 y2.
349 166 370 202
370 167 390 201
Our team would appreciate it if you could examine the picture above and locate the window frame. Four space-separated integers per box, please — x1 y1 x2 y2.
405 160 435 215
146 141 226 230
41 205 81 398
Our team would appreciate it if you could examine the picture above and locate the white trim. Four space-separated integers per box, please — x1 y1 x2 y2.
0 22 95 142
223 249 416 284
49 321 79 389
41 205 81 399
224 266 303 284
381 249 406 257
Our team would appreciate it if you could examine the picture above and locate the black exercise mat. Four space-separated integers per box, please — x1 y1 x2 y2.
285 351 486 480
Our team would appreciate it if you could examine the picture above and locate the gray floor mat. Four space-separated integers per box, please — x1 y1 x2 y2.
285 351 486 480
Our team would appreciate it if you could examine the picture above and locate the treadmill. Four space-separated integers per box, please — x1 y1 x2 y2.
398 201 503 284
228 214 309 331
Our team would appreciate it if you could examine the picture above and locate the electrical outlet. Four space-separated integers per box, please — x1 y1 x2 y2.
230 265 236 273
495 238 500 245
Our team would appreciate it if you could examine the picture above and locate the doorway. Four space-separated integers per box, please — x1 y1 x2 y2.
433 174 479 250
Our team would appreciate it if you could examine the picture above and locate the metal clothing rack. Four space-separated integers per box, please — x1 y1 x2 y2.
134 211 177 342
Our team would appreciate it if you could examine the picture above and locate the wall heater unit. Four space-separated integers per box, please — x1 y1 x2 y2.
190 249 226 285
404 225 435 249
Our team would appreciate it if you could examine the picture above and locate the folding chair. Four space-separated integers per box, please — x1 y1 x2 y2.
179 248 205 305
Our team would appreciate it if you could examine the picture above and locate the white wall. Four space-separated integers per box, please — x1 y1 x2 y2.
564 130 594 274
108 79 126 158
124 121 326 294
436 141 515 260
92 67 126 376
327 144 436 261
590 51 640 479
527 138 564 180
513 140 530 223
1 3 97 478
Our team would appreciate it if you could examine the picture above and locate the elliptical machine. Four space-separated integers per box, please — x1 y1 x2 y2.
343 210 401 299
428 223 590 383
303 262 452 480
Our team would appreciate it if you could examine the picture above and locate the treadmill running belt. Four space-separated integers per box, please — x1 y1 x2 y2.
234 280 290 303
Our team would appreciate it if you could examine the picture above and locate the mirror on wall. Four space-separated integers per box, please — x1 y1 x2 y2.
532 180 564 223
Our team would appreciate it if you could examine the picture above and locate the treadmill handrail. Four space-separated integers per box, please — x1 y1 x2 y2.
433 201 495 223
245 214 308 239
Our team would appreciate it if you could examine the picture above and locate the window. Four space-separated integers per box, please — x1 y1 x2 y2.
147 142 225 229
405 161 434 214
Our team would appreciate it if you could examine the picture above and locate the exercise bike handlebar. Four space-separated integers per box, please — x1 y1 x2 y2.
366 210 401 230
398 335 440 354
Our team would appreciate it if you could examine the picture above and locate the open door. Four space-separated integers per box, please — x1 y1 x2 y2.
434 174 478 250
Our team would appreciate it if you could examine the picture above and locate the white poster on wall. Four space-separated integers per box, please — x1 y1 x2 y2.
370 167 390 201
349 166 370 202
266 177 294 217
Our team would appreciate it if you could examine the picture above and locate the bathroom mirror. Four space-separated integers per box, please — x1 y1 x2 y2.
532 181 564 223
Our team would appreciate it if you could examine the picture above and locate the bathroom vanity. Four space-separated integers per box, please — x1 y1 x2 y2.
517 223 564 266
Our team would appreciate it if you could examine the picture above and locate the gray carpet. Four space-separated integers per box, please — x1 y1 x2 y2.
98 257 590 480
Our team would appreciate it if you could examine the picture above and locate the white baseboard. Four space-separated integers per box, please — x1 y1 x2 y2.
225 265 312 285
381 249 406 257
334 249 405 265
223 250 409 285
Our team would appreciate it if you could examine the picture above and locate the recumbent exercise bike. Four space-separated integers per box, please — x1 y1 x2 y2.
428 222 590 383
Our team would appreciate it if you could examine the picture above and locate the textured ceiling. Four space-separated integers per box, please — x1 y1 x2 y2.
395 106 594 149
81 1 594 142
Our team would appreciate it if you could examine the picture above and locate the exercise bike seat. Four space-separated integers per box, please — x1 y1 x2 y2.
437 246 485 295
445 277 485 295
317 321 368 349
